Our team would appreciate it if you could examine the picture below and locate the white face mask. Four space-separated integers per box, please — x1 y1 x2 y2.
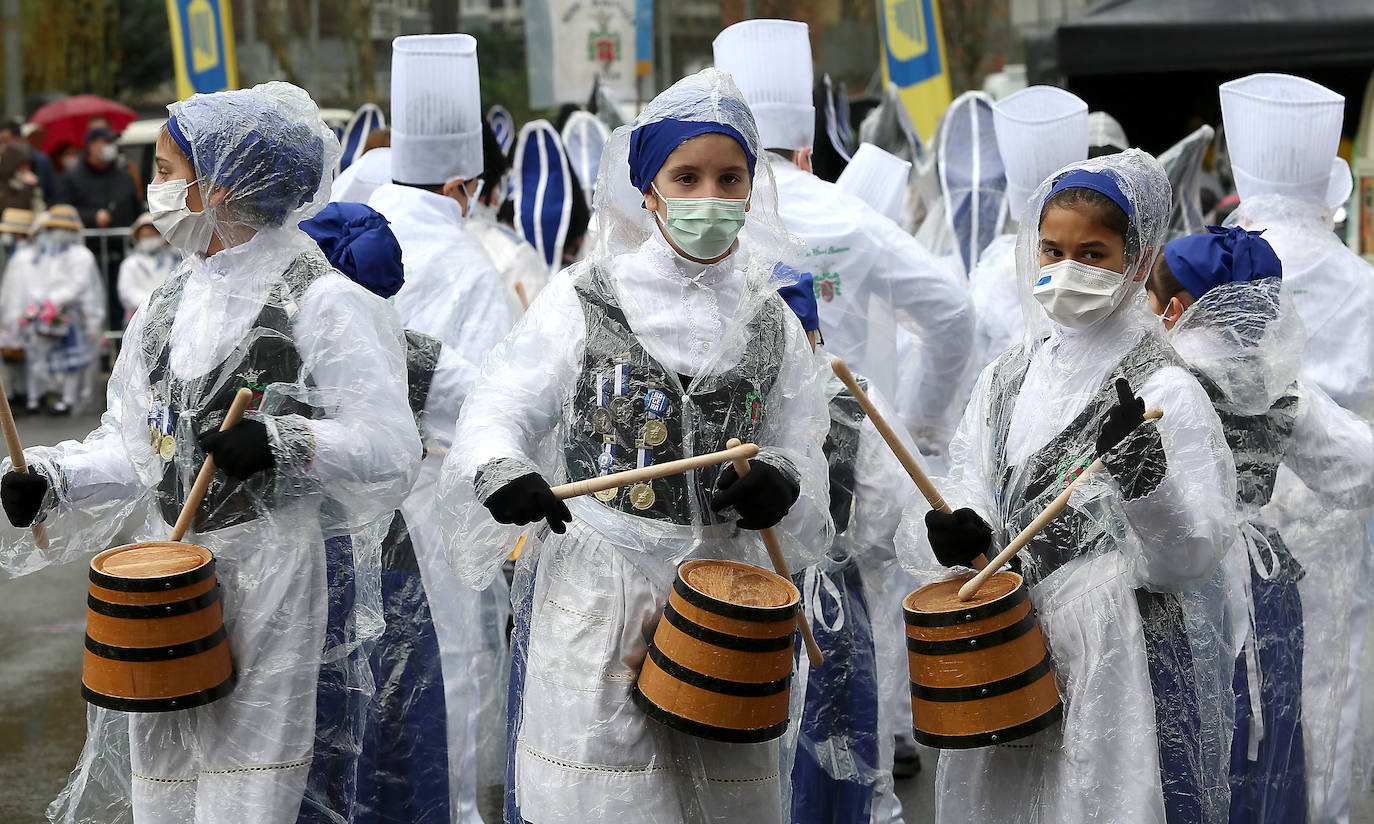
98 143 119 165
1032 259 1130 330
135 236 165 255
147 180 214 254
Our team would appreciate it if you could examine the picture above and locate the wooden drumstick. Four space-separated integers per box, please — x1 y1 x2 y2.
0 375 47 548
725 438 823 668
170 388 255 542
514 282 530 312
549 442 759 500
957 406 1165 602
830 358 987 569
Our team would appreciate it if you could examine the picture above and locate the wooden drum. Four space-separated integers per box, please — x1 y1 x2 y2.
83 542 236 712
903 571 1062 748
633 558 800 743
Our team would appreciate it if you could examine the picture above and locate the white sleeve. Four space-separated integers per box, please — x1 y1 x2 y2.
871 217 975 435
117 258 141 315
1111 365 1238 591
1285 380 1374 509
851 412 919 567
281 276 421 523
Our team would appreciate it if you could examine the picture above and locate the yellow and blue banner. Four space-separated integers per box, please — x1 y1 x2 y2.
635 0 654 78
876 0 951 143
166 0 239 100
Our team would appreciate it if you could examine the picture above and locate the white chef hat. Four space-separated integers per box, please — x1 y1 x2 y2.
712 19 815 152
1088 111 1129 155
835 143 911 223
389 34 483 186
1220 72 1344 205
993 85 1089 223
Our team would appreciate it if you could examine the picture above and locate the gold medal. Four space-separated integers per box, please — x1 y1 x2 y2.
642 419 667 447
629 482 655 510
158 434 176 460
594 487 618 502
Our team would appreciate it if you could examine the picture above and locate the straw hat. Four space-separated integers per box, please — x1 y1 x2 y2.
0 207 34 235
40 204 83 232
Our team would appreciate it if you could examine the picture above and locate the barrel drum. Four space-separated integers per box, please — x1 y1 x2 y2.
633 558 799 743
83 542 236 712
903 571 1062 748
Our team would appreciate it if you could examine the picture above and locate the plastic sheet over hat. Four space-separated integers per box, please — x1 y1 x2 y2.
899 148 1241 823
834 143 911 224
1088 111 1129 155
389 33 484 186
337 101 386 173
1220 73 1344 205
712 19 816 151
0 81 424 824
937 91 1008 276
993 85 1089 224
436 67 832 822
561 110 610 208
1158 124 1215 240
858 82 925 168
487 104 516 156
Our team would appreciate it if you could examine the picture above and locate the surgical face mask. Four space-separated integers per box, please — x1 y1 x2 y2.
651 183 748 261
1032 259 1130 330
47 229 78 249
98 143 118 164
135 236 165 255
34 232 52 251
147 179 214 254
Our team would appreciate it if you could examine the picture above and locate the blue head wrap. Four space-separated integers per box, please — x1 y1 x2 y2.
1164 225 1281 299
628 118 756 193
167 89 325 226
1047 169 1134 220
301 202 405 299
776 268 819 332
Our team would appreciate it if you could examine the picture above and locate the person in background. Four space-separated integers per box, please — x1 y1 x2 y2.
0 140 42 214
0 119 56 205
55 125 142 230
465 120 548 316
714 20 975 458
18 205 105 415
116 212 176 320
0 207 37 409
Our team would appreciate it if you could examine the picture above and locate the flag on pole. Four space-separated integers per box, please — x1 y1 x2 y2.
166 0 239 99
875 0 951 144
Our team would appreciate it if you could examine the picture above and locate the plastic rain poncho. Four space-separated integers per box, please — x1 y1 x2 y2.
915 91 1007 277
436 68 833 823
1164 275 1374 822
118 241 177 318
0 82 422 824
897 150 1240 824
465 216 550 317
790 363 913 824
1228 193 1374 822
20 226 106 412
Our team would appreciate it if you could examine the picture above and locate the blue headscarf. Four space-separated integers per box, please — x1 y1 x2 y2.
1164 225 1282 299
628 117 757 194
1047 168 1134 220
301 202 405 299
167 88 324 226
776 268 819 332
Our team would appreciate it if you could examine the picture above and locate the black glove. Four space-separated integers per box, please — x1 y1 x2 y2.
925 507 993 568
711 460 800 530
482 472 572 534
1096 377 1147 457
2 470 48 528
198 418 275 481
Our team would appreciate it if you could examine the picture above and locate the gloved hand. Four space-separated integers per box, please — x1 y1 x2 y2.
2 470 48 527
483 472 572 534
711 460 800 530
1097 377 1147 457
925 507 993 568
198 418 275 481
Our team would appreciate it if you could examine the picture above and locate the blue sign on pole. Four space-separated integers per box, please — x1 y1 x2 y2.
635 0 653 77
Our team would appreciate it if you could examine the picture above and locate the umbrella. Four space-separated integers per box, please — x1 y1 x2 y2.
28 95 139 153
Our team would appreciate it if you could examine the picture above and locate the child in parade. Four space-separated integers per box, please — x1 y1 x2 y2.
438 68 831 823
903 150 1240 824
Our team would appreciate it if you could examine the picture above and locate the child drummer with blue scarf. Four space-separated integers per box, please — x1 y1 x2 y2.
437 69 831 823
1147 225 1374 824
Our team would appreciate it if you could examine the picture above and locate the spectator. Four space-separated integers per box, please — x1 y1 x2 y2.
115 212 174 319
56 126 142 229
0 143 42 213
0 119 56 204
